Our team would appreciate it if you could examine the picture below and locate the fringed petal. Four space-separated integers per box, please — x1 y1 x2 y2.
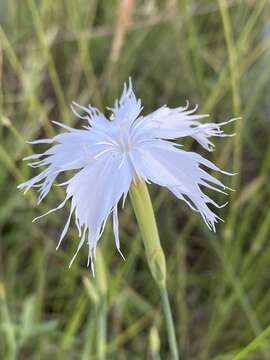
71 101 109 130
66 154 133 271
131 140 231 231
142 102 240 151
109 78 143 126
18 127 109 202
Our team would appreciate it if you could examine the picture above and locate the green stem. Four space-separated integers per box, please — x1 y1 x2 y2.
160 288 180 360
129 181 166 288
95 249 108 360
97 298 107 360
129 181 179 359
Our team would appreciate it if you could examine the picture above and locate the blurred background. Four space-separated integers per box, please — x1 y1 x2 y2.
1 0 270 359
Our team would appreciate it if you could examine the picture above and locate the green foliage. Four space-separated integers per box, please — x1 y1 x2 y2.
0 0 270 358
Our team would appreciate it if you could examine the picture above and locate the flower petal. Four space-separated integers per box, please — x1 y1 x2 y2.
143 104 239 151
18 127 110 203
131 140 230 231
109 78 142 126
71 101 109 130
66 153 133 269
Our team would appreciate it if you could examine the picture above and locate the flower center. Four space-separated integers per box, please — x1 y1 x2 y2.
117 124 133 153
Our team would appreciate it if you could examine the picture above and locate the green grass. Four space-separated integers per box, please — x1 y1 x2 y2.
1 0 270 358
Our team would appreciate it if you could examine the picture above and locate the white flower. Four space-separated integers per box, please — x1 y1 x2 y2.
18 78 238 271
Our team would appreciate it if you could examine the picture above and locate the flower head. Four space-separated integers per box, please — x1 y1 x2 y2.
18 78 238 271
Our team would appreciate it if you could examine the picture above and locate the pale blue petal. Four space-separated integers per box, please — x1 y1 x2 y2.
143 104 239 151
66 154 133 269
109 78 142 126
18 127 109 202
131 140 229 231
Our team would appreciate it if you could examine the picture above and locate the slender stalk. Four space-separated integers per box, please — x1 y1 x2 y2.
160 288 180 360
129 181 166 289
95 250 108 360
129 181 179 359
97 298 107 360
